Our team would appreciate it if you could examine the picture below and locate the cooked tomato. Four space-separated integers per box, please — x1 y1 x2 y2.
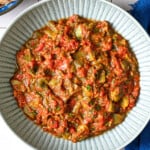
11 15 140 143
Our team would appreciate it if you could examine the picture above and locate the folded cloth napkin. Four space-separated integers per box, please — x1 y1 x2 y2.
126 0 150 150
130 0 150 34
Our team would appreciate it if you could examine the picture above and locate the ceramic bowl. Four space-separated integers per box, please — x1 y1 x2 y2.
0 0 150 149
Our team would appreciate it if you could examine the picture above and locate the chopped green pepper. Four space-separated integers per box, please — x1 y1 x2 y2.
86 85 91 91
113 113 125 125
120 96 129 109
95 104 101 111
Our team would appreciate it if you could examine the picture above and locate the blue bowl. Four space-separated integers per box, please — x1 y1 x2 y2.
0 0 23 15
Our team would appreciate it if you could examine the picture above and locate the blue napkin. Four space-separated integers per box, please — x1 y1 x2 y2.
130 0 150 34
126 0 150 150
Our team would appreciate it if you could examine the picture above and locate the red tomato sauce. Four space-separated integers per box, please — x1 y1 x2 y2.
11 15 140 142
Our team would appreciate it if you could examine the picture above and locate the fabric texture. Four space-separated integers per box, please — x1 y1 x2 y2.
126 0 150 150
130 0 150 34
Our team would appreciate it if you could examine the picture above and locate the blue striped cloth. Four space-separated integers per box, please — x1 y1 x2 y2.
126 0 150 150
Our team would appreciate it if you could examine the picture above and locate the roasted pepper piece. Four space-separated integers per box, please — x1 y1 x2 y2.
120 96 129 109
113 113 125 125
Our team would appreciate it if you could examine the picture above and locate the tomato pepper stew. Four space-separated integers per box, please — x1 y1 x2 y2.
11 15 140 142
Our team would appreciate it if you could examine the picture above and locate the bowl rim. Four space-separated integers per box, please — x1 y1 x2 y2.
0 0 150 44
0 0 150 150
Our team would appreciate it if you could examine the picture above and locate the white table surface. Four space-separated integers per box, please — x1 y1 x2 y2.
0 0 137 149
